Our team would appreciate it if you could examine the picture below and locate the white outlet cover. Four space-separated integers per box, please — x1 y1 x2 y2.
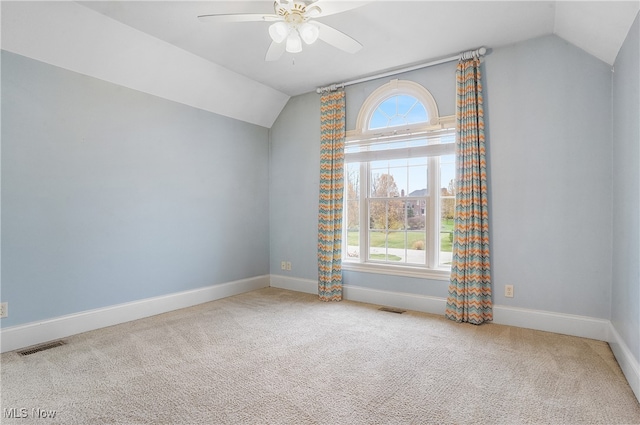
505 285 514 297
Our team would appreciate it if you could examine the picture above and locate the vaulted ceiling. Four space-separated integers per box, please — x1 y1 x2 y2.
76 0 640 95
2 1 638 127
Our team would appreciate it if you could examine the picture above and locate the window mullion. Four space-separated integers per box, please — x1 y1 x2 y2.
359 162 368 264
427 157 440 268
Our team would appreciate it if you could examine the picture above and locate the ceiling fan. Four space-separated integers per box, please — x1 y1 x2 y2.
198 0 365 61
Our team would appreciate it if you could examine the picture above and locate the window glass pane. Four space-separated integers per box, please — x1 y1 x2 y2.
407 105 428 125
378 97 398 118
368 227 386 261
396 96 415 115
408 163 427 195
346 199 360 258
388 167 407 196
370 172 401 198
407 231 427 265
369 110 389 130
369 200 387 230
385 231 406 263
407 199 426 230
388 200 406 230
439 219 453 266
369 248 395 262
440 154 455 266
345 163 360 260
346 163 360 200
346 230 360 260
368 95 428 130
440 155 455 197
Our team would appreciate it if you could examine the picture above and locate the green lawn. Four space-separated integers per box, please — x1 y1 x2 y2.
347 218 455 252
440 218 454 252
370 253 402 261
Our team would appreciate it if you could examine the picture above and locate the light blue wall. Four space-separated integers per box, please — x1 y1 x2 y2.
484 35 613 318
269 34 614 318
612 13 640 366
1 51 271 328
269 93 321 278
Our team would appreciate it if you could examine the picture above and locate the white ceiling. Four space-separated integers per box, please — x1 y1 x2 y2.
78 0 639 97
2 1 638 127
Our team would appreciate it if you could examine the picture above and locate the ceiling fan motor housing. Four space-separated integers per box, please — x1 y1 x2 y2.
271 0 320 51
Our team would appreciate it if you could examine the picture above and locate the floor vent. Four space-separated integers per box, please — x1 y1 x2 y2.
17 340 66 356
378 307 406 314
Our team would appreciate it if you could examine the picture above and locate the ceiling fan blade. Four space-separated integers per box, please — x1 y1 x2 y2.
265 41 286 61
311 1 369 17
198 13 280 23
312 21 362 54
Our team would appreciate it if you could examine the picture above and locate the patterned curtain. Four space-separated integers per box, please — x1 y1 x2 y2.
318 91 346 302
445 57 492 324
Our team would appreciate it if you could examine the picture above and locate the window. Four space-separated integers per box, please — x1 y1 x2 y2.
343 80 455 280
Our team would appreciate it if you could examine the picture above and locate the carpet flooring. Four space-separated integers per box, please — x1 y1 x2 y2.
1 288 639 424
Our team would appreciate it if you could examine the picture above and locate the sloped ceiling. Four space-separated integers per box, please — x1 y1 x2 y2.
2 1 639 127
554 1 640 65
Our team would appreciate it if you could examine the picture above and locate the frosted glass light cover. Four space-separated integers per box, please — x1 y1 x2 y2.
269 22 289 43
286 31 302 53
299 22 319 45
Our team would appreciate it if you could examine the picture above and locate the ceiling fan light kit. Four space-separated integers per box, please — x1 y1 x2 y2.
268 21 289 44
270 1 319 53
269 20 319 53
198 0 363 61
285 28 303 53
299 22 320 45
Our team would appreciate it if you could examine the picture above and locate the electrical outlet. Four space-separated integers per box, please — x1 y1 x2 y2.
281 261 286 270
0 302 8 318
286 262 292 271
505 285 514 298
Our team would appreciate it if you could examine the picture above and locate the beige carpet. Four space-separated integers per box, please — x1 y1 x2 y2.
1 288 639 424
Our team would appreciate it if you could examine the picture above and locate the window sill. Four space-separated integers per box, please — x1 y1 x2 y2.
342 261 451 281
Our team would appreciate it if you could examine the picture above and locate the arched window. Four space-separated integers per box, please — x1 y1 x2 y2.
343 80 455 279
368 94 428 130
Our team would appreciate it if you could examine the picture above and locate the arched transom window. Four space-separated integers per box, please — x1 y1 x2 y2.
369 94 428 130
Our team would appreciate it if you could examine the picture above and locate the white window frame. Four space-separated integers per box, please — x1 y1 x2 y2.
343 79 455 281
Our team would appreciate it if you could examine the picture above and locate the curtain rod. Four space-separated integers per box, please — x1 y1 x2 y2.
316 47 487 94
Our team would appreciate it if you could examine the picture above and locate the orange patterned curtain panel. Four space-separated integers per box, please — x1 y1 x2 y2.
318 91 346 301
445 58 493 324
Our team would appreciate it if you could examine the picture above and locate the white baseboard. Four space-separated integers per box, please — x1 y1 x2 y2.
269 276 611 341
270 274 318 294
608 323 640 402
492 305 610 341
343 285 447 315
0 275 270 353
